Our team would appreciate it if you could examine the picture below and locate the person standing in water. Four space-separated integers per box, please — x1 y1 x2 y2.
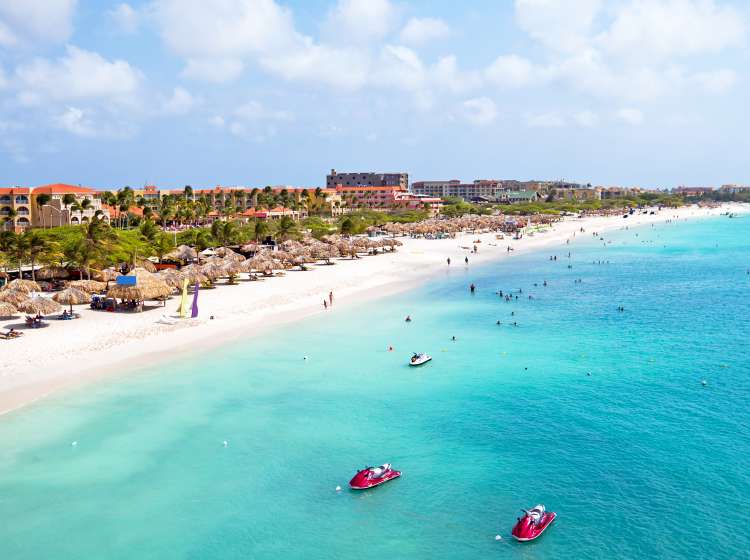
323 300 328 310
465 256 469 265
470 283 476 293
447 257 451 266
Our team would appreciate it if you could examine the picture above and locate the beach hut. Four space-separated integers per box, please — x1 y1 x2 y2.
17 296 62 316
106 268 173 307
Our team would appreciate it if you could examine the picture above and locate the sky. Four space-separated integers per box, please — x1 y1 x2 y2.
1 0 749 189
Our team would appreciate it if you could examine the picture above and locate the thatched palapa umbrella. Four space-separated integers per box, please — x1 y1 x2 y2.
4 279 41 294
68 280 107 294
0 302 18 318
165 244 198 262
0 289 28 305
52 287 89 313
37 266 71 280
17 296 62 316
179 264 209 285
136 258 158 273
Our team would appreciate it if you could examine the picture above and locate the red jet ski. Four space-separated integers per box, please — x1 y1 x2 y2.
349 463 401 490
511 504 556 542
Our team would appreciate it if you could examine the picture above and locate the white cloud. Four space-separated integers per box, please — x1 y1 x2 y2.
152 0 299 58
161 87 197 115
462 97 498 126
182 58 245 83
324 0 399 43
515 0 601 53
486 54 537 88
598 0 745 61
526 112 565 128
55 106 96 136
0 0 77 47
16 46 141 105
691 68 738 94
209 115 226 128
399 17 450 45
234 100 292 121
573 110 598 127
616 108 644 125
109 3 139 34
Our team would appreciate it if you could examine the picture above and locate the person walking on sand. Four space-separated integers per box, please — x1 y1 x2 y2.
323 300 328 310
465 256 469 265
329 291 333 306
447 257 451 266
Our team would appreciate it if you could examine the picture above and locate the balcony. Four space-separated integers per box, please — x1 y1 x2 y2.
0 196 10 204
15 196 29 204
16 207 30 216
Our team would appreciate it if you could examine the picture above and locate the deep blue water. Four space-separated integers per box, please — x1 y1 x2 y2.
1 214 749 559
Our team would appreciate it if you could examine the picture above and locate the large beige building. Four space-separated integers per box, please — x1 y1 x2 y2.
0 187 32 232
326 169 409 190
32 184 110 227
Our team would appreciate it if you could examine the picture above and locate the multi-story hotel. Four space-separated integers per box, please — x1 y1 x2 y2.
0 187 32 232
333 185 441 216
411 180 507 201
31 184 110 227
326 169 409 190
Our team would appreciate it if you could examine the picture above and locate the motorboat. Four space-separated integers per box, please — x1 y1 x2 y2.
349 463 401 490
409 353 432 366
511 504 556 542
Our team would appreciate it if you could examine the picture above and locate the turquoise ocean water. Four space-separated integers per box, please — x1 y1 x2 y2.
1 215 749 559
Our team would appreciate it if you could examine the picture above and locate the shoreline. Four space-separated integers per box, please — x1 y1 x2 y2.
1 203 745 416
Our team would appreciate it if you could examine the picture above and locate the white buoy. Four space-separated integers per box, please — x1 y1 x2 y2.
71 441 78 447
335 486 342 492
223 440 228 447
495 535 502 541
701 380 707 386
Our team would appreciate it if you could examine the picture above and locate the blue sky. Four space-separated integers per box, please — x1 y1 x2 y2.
1 0 749 189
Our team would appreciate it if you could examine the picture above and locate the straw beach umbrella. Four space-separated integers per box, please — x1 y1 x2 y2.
107 268 173 302
17 296 62 315
52 287 89 313
136 258 158 273
4 279 41 294
0 289 28 305
68 280 107 294
93 267 120 282
37 266 70 280
0 302 18 318
179 264 209 285
165 244 198 262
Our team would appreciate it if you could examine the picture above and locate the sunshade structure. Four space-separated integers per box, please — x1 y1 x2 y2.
164 244 198 262
52 287 89 312
106 267 173 301
0 289 28 305
0 302 18 318
4 279 40 294
156 269 187 289
179 264 210 285
136 258 158 273
37 266 71 280
93 267 121 282
215 247 245 263
68 280 107 294
17 296 62 315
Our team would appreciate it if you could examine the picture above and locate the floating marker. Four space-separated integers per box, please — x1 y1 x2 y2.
701 380 707 387
223 440 228 447
495 535 502 541
71 441 77 447
335 486 342 492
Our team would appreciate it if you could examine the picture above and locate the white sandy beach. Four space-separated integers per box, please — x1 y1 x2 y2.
0 204 745 415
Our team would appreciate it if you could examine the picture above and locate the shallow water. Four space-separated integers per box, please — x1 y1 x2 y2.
1 215 749 559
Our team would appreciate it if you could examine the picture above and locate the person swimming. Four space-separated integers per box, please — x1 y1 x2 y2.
405 315 412 322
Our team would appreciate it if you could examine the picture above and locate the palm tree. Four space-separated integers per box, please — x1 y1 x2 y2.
254 220 269 242
12 230 30 278
24 230 54 283
62 193 76 224
78 217 117 279
277 216 297 241
3 207 17 231
0 231 16 282
35 193 51 228
249 188 259 207
184 185 193 201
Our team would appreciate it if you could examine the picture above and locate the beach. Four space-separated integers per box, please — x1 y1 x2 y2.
0 203 744 416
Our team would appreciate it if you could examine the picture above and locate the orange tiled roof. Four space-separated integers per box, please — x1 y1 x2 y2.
33 183 95 194
0 187 30 194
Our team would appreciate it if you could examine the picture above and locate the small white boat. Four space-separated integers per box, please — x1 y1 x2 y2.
409 353 432 366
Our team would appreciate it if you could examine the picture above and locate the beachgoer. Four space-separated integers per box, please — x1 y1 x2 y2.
465 256 469 264
405 315 411 322
451 336 456 341
447 257 451 266
329 291 333 306
470 283 476 293
388 345 393 352
323 300 328 310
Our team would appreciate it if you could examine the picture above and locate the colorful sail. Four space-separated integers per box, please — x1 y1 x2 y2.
178 278 188 318
191 282 199 318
